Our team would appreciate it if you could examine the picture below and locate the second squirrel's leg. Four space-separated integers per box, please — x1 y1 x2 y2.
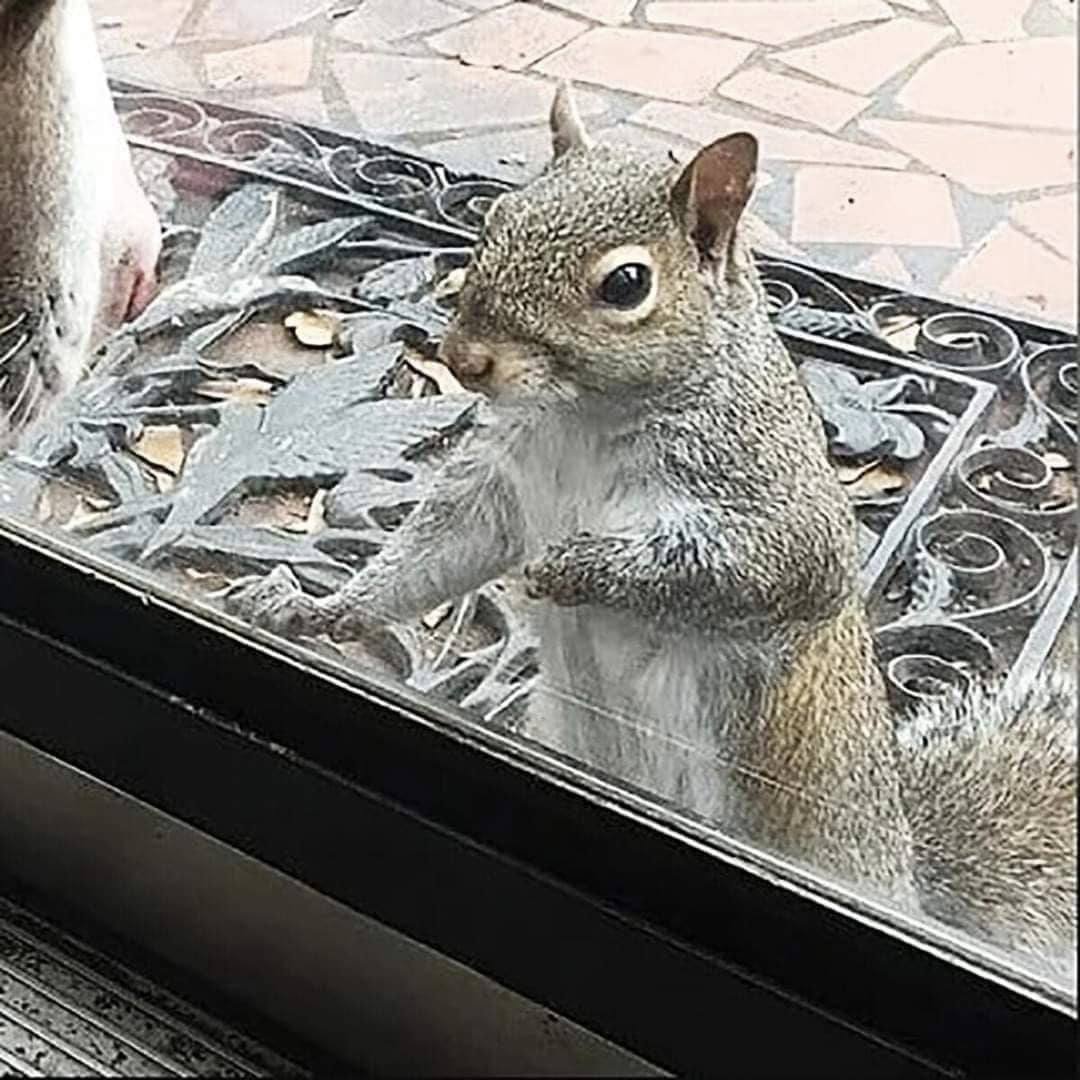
227 422 528 637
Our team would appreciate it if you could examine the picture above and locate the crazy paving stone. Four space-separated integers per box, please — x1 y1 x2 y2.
204 36 315 91
1009 192 1078 262
108 47 204 94
243 89 331 128
331 53 609 137
861 118 1077 195
545 0 636 24
774 18 952 95
424 127 557 184
644 0 894 46
535 27 754 104
194 0 331 39
332 0 467 47
91 0 191 57
854 247 916 286
717 68 871 134
936 0 1034 42
941 222 1077 323
633 100 909 168
896 37 1076 131
427 3 586 71
792 165 962 247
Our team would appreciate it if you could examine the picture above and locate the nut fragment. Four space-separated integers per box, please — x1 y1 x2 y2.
285 310 340 348
403 345 468 396
433 267 467 301
132 425 186 476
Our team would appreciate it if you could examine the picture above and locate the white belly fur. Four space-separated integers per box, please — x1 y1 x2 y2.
55 0 120 370
507 409 737 819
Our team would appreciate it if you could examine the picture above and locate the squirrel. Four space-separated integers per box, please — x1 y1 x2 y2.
226 84 1076 981
0 0 161 452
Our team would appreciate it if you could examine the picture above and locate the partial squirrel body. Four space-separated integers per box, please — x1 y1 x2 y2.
897 651 1077 970
0 0 159 451
228 85 1075 979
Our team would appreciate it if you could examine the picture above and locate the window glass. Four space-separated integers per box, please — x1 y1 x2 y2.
1 1 1075 1009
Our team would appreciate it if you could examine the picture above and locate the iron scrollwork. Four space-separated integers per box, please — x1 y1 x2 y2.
0 83 1073 728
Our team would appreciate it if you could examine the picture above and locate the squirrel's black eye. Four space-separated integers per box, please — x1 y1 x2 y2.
598 263 652 309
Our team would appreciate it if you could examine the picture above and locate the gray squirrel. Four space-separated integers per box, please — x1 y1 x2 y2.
0 0 160 452
226 84 1077 981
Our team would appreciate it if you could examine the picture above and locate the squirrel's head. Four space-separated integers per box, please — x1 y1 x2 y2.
439 81 760 403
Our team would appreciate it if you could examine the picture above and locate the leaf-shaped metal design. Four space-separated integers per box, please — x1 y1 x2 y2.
799 358 931 461
0 82 1072 729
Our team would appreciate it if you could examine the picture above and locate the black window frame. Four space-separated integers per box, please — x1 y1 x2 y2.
0 515 1075 1077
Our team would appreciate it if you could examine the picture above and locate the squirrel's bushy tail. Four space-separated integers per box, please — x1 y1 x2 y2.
896 637 1077 976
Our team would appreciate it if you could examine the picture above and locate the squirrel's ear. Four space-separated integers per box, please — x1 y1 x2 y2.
550 80 593 159
670 133 758 261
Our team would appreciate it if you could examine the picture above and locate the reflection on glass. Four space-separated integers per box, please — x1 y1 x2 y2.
0 69 1075 1004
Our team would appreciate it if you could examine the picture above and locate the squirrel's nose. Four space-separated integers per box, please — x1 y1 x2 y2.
439 334 494 380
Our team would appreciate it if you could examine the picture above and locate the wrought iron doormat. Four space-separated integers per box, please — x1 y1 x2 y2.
1 82 1072 729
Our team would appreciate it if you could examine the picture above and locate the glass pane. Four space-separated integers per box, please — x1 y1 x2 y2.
2 1 1075 1010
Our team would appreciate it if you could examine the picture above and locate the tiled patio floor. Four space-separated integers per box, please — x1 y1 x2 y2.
91 0 1077 325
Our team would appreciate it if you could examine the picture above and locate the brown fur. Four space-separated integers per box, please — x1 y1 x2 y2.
228 85 1076 983
745 598 913 893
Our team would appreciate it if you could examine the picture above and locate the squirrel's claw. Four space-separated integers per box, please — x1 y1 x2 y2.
226 566 389 641
522 562 549 601
225 565 327 638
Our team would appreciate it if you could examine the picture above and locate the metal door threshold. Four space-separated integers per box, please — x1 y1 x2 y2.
0 896 304 1078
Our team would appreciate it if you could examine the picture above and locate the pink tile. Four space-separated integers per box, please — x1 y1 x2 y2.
194 0 330 39
774 18 951 95
854 247 915 286
741 211 808 260
861 118 1077 195
535 27 754 103
644 0 894 46
243 89 330 127
941 223 1077 324
792 166 962 247
427 4 586 71
594 123 696 159
204 36 315 91
425 127 555 183
1010 193 1077 262
632 100 909 168
330 53 608 136
717 68 871 133
92 0 191 57
107 48 203 93
897 38 1077 131
545 0 636 24
332 0 467 46
936 0 1033 42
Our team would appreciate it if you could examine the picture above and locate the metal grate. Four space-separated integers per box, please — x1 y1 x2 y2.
0 896 305 1077
0 81 1074 731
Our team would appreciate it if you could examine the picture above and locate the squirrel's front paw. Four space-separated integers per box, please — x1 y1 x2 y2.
524 537 596 607
225 565 328 637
